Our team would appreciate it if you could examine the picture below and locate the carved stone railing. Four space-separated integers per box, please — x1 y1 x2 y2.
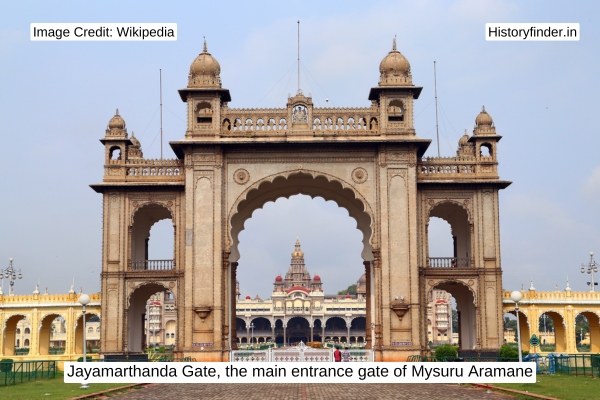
219 106 380 136
129 260 174 271
427 257 470 268
104 159 184 182
418 156 497 179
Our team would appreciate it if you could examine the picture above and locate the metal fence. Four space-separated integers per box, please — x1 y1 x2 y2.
406 355 519 362
231 342 373 362
553 354 600 377
0 360 56 386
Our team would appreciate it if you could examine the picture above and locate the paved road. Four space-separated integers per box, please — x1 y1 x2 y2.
113 383 512 399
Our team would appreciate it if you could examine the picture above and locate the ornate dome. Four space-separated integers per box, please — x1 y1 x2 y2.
128 132 144 158
245 295 251 300
292 238 304 259
358 274 366 284
475 106 493 126
346 294 351 299
189 39 220 84
459 133 470 145
314 275 321 281
379 39 411 76
108 109 125 130
275 275 283 282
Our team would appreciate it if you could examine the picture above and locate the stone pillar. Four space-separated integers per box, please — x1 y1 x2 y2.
364 261 372 349
347 325 351 344
231 262 238 350
322 326 325 344
271 327 275 343
311 327 314 342
222 251 230 353
283 327 287 345
246 328 249 345
373 249 383 353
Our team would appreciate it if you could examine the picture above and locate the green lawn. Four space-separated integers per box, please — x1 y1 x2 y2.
490 374 600 400
0 371 140 400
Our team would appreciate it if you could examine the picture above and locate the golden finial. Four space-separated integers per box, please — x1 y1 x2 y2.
393 35 396 51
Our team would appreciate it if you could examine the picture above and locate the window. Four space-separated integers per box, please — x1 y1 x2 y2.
24 328 30 334
16 328 20 334
88 327 93 333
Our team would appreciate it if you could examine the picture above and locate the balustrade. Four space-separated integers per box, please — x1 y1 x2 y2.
427 257 470 268
129 260 174 271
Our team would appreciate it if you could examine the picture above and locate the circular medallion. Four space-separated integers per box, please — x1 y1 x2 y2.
169 282 175 289
352 167 368 184
428 280 434 286
128 282 135 289
233 169 250 185
468 280 475 286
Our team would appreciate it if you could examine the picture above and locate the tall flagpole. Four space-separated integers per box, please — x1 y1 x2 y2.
160 69 163 159
297 21 300 91
434 61 440 157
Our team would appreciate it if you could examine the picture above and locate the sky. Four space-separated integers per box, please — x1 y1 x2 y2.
1 0 599 297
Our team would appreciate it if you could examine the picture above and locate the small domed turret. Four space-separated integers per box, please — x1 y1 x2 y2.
188 38 221 88
108 109 126 130
473 106 496 135
128 131 143 159
275 275 283 282
379 37 412 86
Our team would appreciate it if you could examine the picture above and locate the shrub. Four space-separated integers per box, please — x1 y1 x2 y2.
434 344 458 359
77 356 92 362
158 346 166 354
499 344 518 359
0 359 13 373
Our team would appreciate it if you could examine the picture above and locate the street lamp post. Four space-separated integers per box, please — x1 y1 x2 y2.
581 252 599 292
510 291 523 363
250 323 255 348
79 293 91 389
1 258 23 296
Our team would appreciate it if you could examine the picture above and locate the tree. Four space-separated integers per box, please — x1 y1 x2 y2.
575 314 590 345
538 313 555 332
338 284 357 295
452 309 458 332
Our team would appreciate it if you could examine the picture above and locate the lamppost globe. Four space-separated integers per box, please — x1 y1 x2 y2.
582 267 586 273
79 294 91 306
591 252 594 257
510 291 522 303
18 274 22 279
588 270 592 274
9 258 13 262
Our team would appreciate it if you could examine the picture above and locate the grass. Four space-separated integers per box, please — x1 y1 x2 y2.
489 373 599 400
0 371 140 400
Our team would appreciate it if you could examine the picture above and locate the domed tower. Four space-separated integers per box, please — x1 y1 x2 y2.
101 109 133 164
469 106 502 164
128 132 144 159
456 129 476 158
283 238 312 289
177 39 231 139
356 274 367 299
369 38 422 135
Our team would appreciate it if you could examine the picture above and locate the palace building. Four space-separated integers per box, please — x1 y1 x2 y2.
235 239 368 344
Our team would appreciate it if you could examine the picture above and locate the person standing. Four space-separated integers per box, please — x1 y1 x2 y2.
334 346 341 362
342 347 350 362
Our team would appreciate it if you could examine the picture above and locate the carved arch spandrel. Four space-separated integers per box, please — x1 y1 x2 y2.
128 200 176 227
226 169 377 257
425 278 478 307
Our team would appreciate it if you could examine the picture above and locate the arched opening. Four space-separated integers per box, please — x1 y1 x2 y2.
480 143 492 158
126 283 173 353
576 312 599 352
249 317 272 344
229 171 374 348
287 317 310 344
427 289 454 346
350 317 366 345
387 99 404 122
109 146 121 161
39 314 65 355
313 319 322 343
538 311 566 352
130 204 174 270
503 312 518 348
325 317 348 342
505 310 531 352
4 315 28 356
430 282 476 350
24 339 30 347
74 313 100 355
538 312 556 351
428 202 471 268
165 320 176 346
195 101 212 124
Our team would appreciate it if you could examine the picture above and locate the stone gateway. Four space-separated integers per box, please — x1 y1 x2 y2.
91 38 510 361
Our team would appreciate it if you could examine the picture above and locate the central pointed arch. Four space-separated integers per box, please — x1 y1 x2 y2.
227 170 375 262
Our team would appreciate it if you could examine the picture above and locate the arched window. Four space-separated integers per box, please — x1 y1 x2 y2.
24 328 30 334
96 327 101 333
88 327 93 333
16 328 20 334
24 339 30 347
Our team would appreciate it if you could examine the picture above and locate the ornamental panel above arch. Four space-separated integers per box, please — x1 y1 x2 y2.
539 309 568 328
128 196 178 227
423 192 475 225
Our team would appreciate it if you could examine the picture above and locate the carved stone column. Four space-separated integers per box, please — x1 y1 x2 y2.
373 249 383 352
222 251 230 351
230 262 238 350
364 260 372 349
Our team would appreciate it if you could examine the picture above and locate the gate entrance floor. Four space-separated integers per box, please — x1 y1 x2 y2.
112 382 511 399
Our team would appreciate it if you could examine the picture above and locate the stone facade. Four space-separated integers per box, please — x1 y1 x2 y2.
91 38 510 361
